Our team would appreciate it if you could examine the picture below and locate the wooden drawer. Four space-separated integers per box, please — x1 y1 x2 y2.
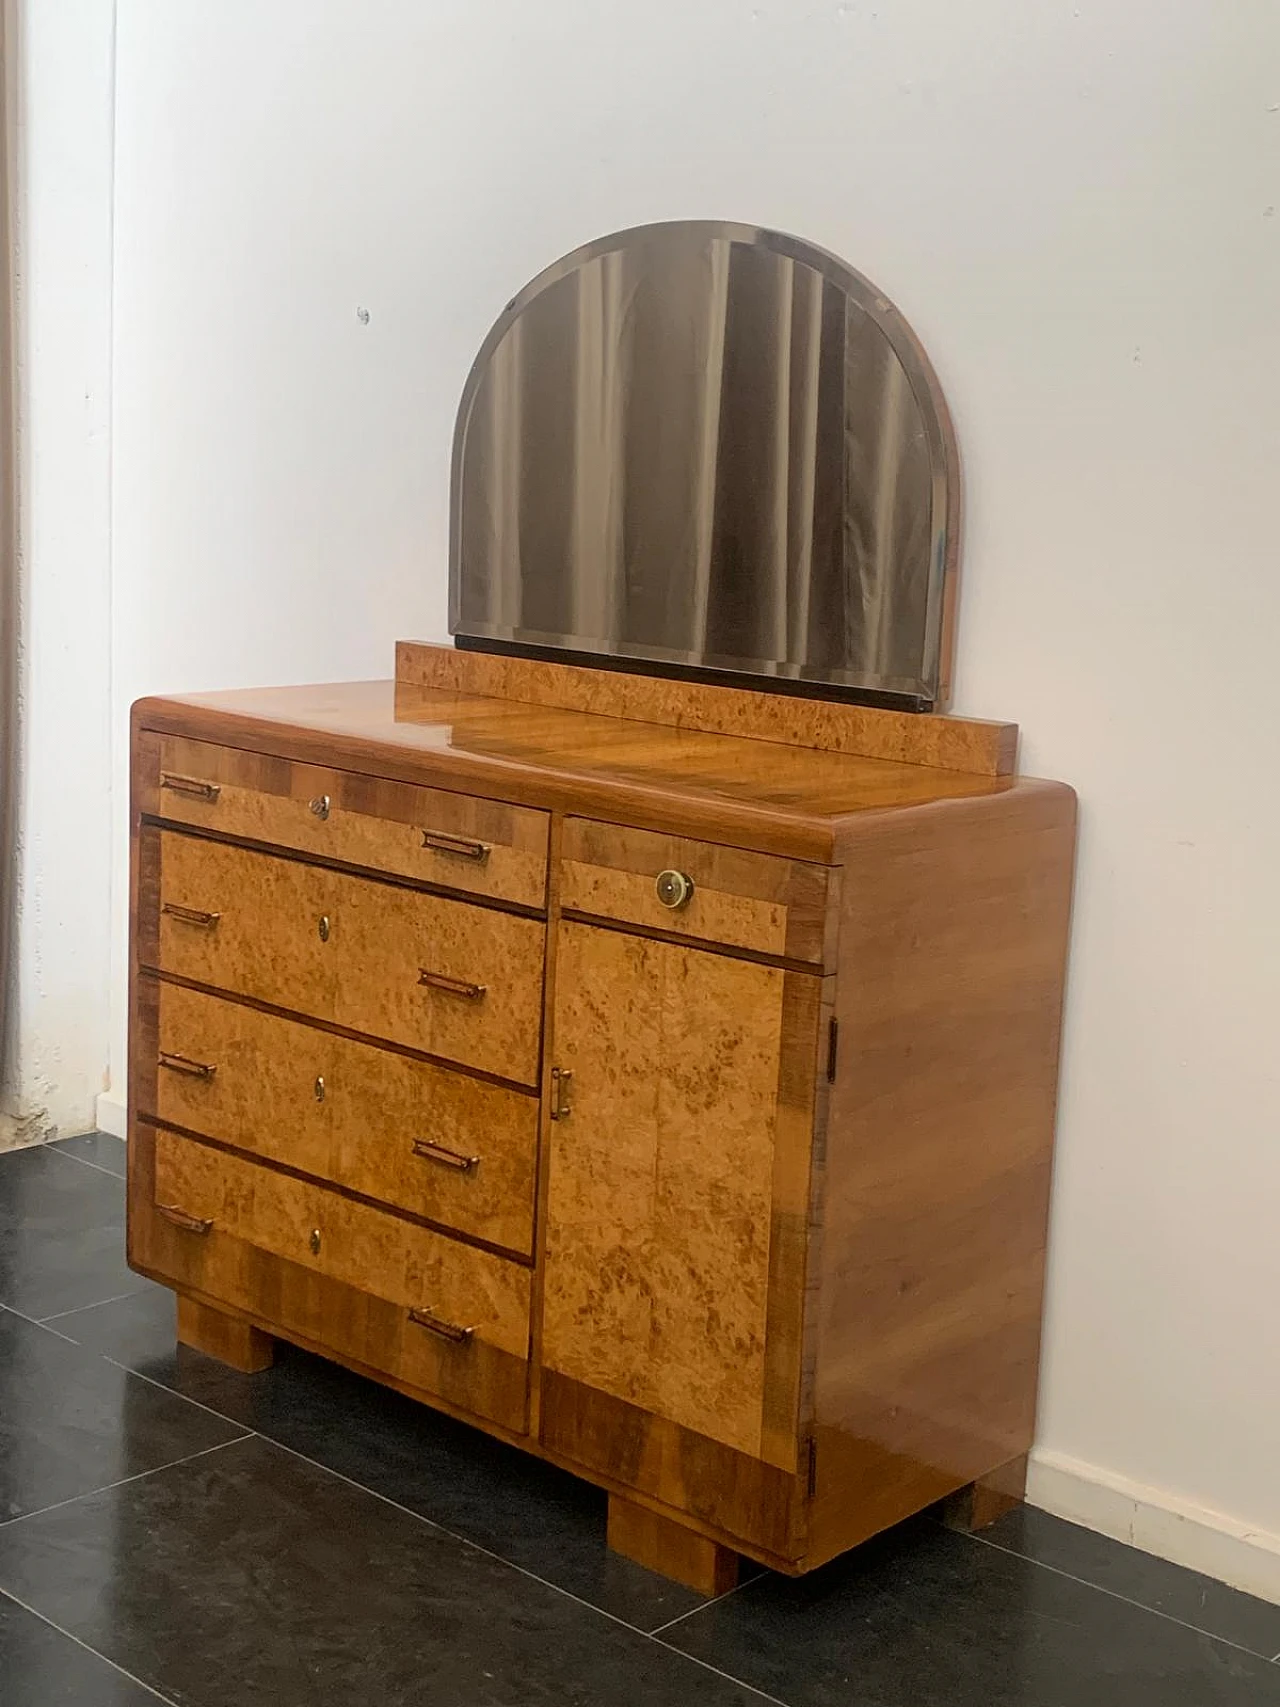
141 734 548 910
146 983 538 1256
142 829 545 1085
146 1128 531 1431
560 819 830 963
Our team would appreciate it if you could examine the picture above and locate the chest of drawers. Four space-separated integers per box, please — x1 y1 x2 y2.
127 644 1075 1591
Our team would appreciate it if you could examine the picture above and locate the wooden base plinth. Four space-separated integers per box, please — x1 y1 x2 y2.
940 1454 1027 1534
177 1296 275 1374
607 1495 740 1596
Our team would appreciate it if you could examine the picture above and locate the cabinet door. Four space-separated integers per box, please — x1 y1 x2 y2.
543 920 822 1469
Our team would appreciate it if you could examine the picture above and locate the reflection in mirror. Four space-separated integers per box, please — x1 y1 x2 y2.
450 222 959 710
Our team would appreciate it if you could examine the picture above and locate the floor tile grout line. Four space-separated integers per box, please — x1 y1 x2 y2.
0 1299 81 1345
649 1573 754 1635
40 1287 153 1324
965 1529 1278 1664
647 1634 794 1705
0 1587 179 1706
102 1355 263 1429
43 1142 126 1180
0 1435 254 1531
254 1433 791 1704
70 1356 785 1692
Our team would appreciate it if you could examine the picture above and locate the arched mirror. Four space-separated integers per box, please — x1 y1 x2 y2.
450 221 959 711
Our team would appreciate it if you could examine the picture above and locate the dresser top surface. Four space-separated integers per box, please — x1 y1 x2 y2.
135 678 1018 860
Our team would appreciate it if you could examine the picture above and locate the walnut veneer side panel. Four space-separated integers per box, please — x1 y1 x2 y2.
543 920 820 1470
144 981 539 1256
560 818 829 962
806 780 1077 1567
397 642 1017 775
142 732 549 909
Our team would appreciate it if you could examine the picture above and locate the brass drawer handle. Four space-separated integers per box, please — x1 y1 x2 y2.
418 969 487 1001
309 794 331 821
162 902 221 929
160 773 221 803
422 829 490 864
408 1306 474 1345
549 1065 572 1121
412 1138 480 1174
158 1051 217 1081
156 1202 213 1235
655 869 695 910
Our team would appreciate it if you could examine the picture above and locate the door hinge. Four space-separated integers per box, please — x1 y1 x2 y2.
806 1435 818 1498
825 1018 839 1083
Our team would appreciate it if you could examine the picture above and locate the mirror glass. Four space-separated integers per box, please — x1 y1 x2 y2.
451 221 958 710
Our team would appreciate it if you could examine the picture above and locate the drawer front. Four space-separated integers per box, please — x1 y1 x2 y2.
150 983 538 1255
145 1128 531 1431
144 829 545 1085
142 734 549 909
560 819 830 963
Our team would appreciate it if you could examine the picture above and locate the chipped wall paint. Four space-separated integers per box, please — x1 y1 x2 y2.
3 0 116 1137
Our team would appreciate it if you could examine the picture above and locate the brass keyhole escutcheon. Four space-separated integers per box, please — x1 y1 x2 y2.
318 914 331 943
655 869 694 911
309 1228 322 1256
313 1075 325 1103
309 794 331 820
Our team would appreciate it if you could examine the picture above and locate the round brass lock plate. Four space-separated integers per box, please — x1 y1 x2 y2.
655 869 694 911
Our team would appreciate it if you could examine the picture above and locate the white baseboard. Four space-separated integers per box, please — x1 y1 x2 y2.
1028 1446 1280 1607
94 1090 127 1138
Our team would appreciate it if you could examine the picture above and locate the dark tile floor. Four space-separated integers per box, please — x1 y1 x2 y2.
1 1136 1278 1706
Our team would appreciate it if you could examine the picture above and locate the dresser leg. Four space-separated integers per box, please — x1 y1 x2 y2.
606 1495 740 1596
176 1296 275 1374
941 1453 1027 1533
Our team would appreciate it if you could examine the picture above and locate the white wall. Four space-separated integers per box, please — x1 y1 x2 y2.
2 0 115 1139
103 0 1280 1585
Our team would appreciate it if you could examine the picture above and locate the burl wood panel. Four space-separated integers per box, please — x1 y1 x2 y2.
397 642 1017 776
152 1128 531 1359
131 1125 528 1434
560 818 830 963
133 683 1012 867
543 920 820 1469
141 732 549 909
804 779 1077 1569
143 829 546 1085
607 1495 739 1597
147 981 538 1256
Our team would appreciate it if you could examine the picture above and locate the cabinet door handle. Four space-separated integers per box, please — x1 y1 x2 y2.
417 969 487 1001
421 830 490 864
407 1306 474 1345
549 1066 572 1121
412 1138 480 1174
158 1051 217 1081
156 1202 213 1235
162 903 221 929
160 773 221 803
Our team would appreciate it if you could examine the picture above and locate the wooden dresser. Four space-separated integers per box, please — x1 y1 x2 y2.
127 641 1075 1592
